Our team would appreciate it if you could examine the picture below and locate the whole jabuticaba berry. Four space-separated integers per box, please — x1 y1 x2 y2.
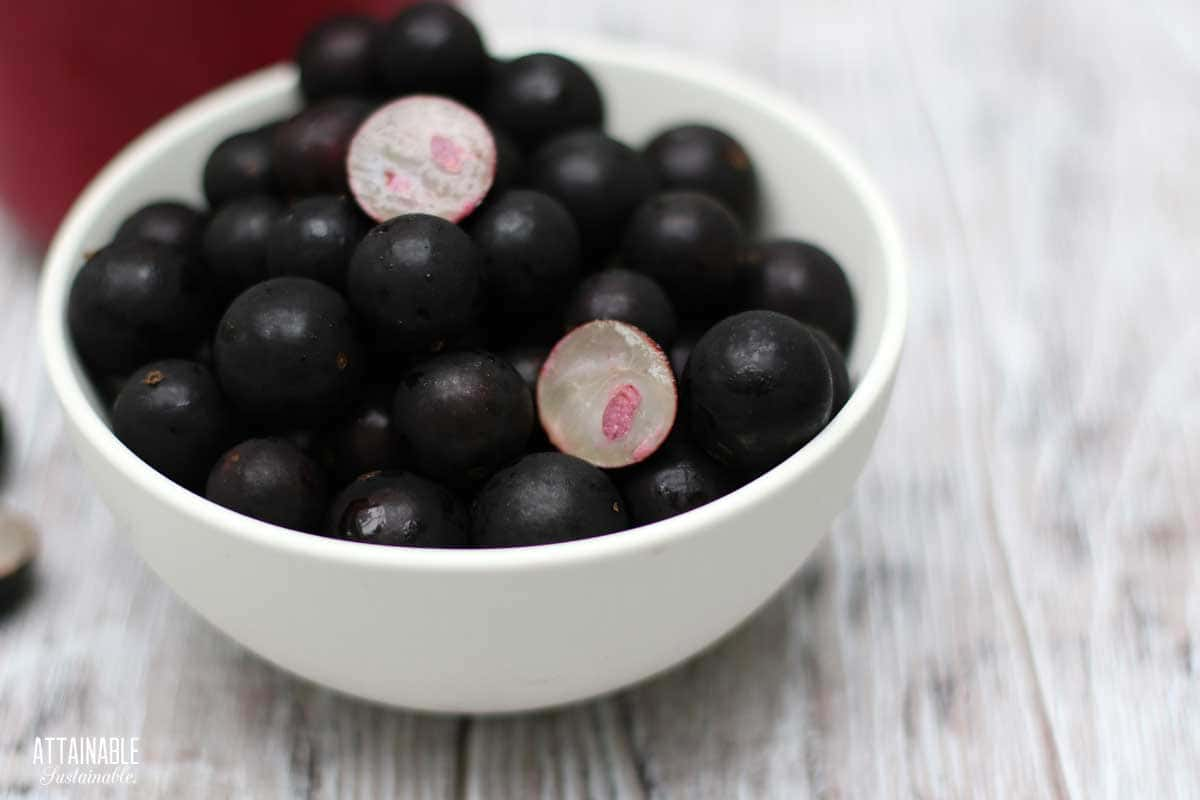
812 327 851 416
202 194 282 296
272 98 372 197
563 267 678 348
374 2 488 100
114 200 207 252
68 241 211 376
111 359 232 490
206 437 328 532
742 239 856 352
617 437 739 525
214 277 364 428
203 126 279 208
527 130 657 257
471 452 629 547
683 311 835 471
392 350 533 487
316 385 405 485
297 15 380 101
265 194 369 290
326 471 469 547
347 214 485 354
622 191 743 315
468 189 581 317
486 53 604 151
643 124 759 224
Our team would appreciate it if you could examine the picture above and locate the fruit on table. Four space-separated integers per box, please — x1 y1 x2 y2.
206 438 328 532
112 359 232 489
346 214 484 353
471 453 629 547
683 310 837 471
742 238 856 351
214 277 363 427
644 124 759 224
0 510 38 614
563 268 678 349
392 350 533 487
538 321 676 469
326 470 469 547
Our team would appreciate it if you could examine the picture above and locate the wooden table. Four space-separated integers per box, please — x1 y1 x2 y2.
2 0 1197 796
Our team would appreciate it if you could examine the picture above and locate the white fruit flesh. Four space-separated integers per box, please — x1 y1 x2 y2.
538 321 677 468
346 95 496 223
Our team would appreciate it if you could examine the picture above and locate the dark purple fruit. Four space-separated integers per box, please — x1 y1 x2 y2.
500 344 547 393
206 437 328 532
486 53 604 150
0 512 37 615
528 130 656 257
114 200 206 251
317 387 403 484
68 241 210 375
471 452 629 547
273 98 372 197
684 311 835 470
112 359 232 489
202 195 282 295
297 15 379 101
622 191 743 314
393 350 532 486
489 125 523 195
644 124 758 223
265 195 369 289
203 126 278 208
563 268 677 348
742 239 855 351
669 335 695 377
812 328 851 416
374 2 488 100
617 437 738 525
469 189 581 316
326 470 468 547
214 277 363 427
347 214 484 353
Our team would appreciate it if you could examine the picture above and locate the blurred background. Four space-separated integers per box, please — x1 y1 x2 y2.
1 1 1197 797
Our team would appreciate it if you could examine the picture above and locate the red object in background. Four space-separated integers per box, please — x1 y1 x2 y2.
0 0 403 243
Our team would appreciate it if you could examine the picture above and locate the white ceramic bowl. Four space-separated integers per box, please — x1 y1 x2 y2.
38 35 907 713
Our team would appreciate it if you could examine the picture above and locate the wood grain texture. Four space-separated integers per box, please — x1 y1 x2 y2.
2 0 1198 797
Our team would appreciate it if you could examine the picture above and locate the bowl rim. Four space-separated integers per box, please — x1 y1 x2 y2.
38 33 908 574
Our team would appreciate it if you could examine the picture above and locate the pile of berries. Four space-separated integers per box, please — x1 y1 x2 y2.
68 3 856 548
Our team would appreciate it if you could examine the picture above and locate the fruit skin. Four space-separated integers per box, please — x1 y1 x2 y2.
266 195 369 289
202 195 282 295
392 350 533 486
486 53 604 150
563 268 678 348
297 15 379 101
669 335 695 378
528 130 657 257
214 277 364 428
347 214 485 353
273 97 372 196
617 437 738 525
622 191 744 315
326 470 469 547
468 189 581 316
812 328 851 416
374 2 488 100
742 239 856 351
114 201 206 251
68 241 211 376
111 359 232 489
499 344 547 394
471 452 629 547
316 386 403 485
203 126 278 208
683 310 835 471
489 125 524 196
206 437 328 532
644 124 758 224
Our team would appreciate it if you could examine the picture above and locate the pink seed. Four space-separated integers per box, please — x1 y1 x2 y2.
430 135 465 174
601 384 642 440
